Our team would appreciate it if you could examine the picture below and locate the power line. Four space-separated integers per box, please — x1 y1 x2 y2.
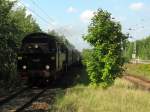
30 0 54 22
18 1 54 28
18 0 73 37
28 0 59 32
29 0 73 37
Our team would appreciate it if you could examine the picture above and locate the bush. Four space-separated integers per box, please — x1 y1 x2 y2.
83 9 128 87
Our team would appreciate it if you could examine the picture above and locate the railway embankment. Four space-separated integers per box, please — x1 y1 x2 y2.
123 75 150 91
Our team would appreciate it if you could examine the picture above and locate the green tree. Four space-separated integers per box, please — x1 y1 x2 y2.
123 36 150 61
0 0 41 84
0 0 15 81
123 40 133 61
136 36 150 60
83 9 128 87
82 49 93 65
10 7 41 47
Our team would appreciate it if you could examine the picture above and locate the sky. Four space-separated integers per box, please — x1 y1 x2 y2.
15 0 150 51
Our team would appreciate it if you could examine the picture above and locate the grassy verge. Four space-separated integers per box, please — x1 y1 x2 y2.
50 67 150 112
125 64 150 80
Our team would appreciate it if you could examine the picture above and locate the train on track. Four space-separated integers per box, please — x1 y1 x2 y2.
17 32 81 85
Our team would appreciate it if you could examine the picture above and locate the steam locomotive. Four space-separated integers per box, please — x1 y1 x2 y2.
17 32 80 85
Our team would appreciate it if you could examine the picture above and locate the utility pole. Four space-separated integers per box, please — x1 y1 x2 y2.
128 28 137 63
131 38 136 60
133 40 136 58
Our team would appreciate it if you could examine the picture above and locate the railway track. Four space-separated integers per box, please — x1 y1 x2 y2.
123 74 150 90
0 67 79 112
0 87 47 112
0 86 30 107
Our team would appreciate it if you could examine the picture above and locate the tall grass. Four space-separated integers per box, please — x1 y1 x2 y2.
51 78 150 112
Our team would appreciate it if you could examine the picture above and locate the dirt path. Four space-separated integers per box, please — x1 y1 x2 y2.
123 75 150 90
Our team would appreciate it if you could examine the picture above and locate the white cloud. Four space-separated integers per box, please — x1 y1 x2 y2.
67 6 77 13
80 10 94 23
130 2 144 11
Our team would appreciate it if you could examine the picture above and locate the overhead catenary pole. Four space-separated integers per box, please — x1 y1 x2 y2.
128 28 137 63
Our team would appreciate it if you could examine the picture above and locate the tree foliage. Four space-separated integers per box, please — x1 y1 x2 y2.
0 0 41 83
83 9 128 87
123 40 133 61
124 36 150 60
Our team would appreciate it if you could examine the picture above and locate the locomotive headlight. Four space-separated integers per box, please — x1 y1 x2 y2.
35 44 38 48
22 65 27 70
45 65 50 70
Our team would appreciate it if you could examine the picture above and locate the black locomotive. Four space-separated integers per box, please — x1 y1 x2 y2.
17 32 80 85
